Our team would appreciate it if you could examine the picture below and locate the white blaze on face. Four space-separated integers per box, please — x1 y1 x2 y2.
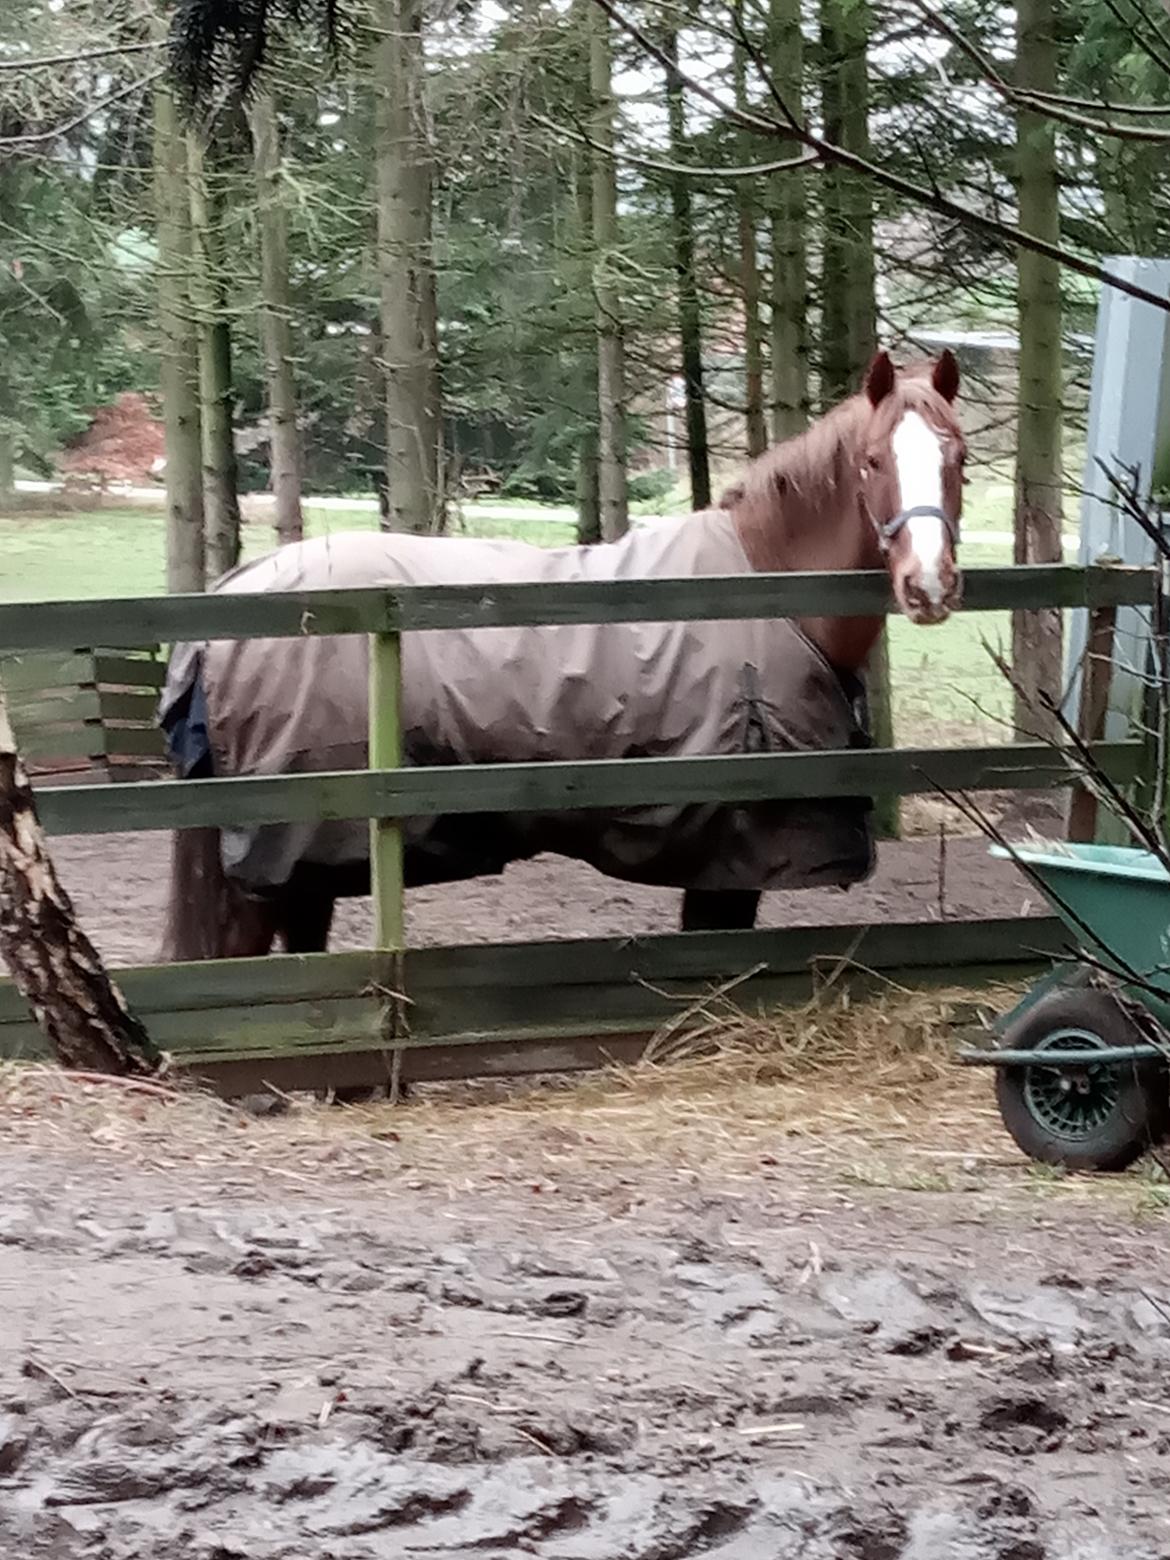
891 409 948 609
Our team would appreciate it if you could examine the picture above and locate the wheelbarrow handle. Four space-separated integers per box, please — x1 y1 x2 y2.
959 1044 1166 1068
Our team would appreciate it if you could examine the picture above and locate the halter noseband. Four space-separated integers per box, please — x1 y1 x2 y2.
873 504 959 556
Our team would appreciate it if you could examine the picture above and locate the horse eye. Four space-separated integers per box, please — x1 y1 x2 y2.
867 454 882 471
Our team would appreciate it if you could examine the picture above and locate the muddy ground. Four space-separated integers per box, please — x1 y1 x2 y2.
3 1068 1170 1560
9 794 1144 1557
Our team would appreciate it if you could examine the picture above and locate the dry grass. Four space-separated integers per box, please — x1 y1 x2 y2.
0 985 1019 1187
4 982 1165 1213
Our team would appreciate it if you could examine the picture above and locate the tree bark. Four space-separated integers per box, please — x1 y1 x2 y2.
768 0 808 441
732 11 767 460
589 2 628 541
570 64 602 547
1013 0 1064 741
188 131 241 580
576 429 601 544
153 83 205 592
374 0 443 535
663 26 711 509
250 92 304 547
818 0 894 833
819 0 876 405
0 683 159 1075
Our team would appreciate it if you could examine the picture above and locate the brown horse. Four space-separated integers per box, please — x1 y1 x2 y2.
160 349 966 960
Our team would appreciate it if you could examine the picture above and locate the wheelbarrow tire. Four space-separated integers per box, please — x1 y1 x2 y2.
995 989 1169 1173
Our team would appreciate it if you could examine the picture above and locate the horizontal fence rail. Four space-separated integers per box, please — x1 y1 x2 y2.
34 741 1140 837
0 919 1074 1090
0 563 1154 650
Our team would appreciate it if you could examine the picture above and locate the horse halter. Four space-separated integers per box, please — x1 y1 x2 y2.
871 504 960 557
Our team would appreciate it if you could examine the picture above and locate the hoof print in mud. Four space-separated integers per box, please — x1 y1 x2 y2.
0 1413 29 1475
827 1504 909 1560
978 1395 1069 1452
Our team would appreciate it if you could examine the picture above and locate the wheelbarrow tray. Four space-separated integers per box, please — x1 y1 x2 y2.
990 842 1170 1031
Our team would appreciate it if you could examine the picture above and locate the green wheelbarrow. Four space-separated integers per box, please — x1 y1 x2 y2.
961 843 1170 1171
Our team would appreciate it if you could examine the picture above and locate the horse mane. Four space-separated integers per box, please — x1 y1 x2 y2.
717 360 964 565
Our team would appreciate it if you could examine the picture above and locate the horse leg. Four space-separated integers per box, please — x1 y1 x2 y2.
277 888 337 954
680 889 761 931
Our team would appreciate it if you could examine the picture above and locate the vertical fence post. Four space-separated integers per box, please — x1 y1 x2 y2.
369 630 405 949
1064 257 1170 742
368 630 406 1085
868 624 899 839
1067 602 1116 842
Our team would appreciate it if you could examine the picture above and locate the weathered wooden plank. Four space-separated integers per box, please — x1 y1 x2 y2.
32 740 1140 837
155 954 1053 1095
146 996 386 1055
369 631 405 953
0 918 1061 1031
0 950 396 1024
0 918 1064 1072
402 915 1069 992
0 1001 387 1064
0 651 92 692
18 729 103 761
108 762 170 783
0 957 1039 1077
97 690 161 722
94 653 165 688
100 726 168 759
0 565 1154 652
7 687 101 726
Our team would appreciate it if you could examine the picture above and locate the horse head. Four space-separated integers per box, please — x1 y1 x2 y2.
858 349 966 626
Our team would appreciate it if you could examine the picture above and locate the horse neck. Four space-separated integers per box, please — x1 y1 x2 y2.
729 433 886 676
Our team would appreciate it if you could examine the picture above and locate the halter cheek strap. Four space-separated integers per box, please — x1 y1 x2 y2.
874 504 959 556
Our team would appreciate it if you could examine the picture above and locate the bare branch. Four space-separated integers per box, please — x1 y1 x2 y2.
588 0 1170 316
0 70 165 149
0 42 162 73
908 0 1170 143
533 111 815 182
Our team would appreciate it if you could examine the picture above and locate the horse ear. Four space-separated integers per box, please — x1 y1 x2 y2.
864 350 896 407
932 349 960 402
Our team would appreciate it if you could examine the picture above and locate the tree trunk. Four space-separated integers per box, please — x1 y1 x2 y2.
663 26 711 509
153 83 205 592
374 0 443 535
1013 0 1064 741
732 12 767 460
188 131 241 580
768 0 808 441
818 0 894 834
0 429 14 504
819 0 876 405
589 2 628 541
250 92 304 546
569 68 602 547
0 683 159 1075
576 429 601 544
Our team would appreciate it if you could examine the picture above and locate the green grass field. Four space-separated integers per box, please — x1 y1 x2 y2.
0 493 1023 743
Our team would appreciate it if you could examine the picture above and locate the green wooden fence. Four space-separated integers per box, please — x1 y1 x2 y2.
0 562 1154 1093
